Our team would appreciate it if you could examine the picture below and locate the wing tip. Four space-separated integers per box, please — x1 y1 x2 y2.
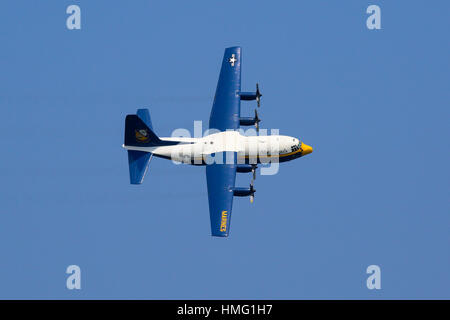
211 233 229 238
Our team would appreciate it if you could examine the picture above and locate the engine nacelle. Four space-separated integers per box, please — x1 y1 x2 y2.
236 164 253 173
239 117 256 126
240 110 260 131
239 84 262 107
233 187 254 197
239 92 258 101
233 182 256 198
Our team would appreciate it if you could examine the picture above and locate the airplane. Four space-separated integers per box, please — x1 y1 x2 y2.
122 47 313 237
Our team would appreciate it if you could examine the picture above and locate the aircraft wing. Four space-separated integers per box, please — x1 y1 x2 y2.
206 154 237 237
209 47 242 131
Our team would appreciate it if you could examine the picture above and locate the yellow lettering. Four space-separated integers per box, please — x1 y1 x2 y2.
220 211 228 232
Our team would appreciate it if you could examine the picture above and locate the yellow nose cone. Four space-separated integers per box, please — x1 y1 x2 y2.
301 143 313 156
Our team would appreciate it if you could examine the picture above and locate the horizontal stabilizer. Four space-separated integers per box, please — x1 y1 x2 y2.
128 150 152 184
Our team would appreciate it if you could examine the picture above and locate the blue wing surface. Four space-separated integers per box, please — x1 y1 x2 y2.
209 47 242 131
206 153 237 237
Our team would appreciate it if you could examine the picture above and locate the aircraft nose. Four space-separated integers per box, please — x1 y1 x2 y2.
301 142 313 156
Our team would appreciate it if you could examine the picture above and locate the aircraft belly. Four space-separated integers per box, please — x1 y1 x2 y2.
150 133 291 164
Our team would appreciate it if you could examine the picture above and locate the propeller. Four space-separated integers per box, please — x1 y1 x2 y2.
254 109 261 132
251 164 257 180
256 83 262 107
249 180 256 203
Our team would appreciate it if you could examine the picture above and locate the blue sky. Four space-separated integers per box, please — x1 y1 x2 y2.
0 1 448 299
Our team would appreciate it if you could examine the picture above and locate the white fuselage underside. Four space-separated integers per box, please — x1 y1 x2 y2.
124 131 300 164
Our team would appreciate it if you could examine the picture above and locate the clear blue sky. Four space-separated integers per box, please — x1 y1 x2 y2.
0 1 448 299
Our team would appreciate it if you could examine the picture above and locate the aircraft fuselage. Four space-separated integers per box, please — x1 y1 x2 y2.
124 131 313 165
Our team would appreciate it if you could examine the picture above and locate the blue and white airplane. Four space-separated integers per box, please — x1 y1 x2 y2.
123 47 313 237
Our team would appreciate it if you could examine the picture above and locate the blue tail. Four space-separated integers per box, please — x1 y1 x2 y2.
125 109 155 184
124 110 162 148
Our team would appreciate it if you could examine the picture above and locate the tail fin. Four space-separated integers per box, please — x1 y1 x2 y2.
124 114 162 148
125 109 157 184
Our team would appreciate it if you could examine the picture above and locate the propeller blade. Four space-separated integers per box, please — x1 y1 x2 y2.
256 83 262 107
250 181 255 193
252 164 257 180
250 181 255 203
254 109 260 133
